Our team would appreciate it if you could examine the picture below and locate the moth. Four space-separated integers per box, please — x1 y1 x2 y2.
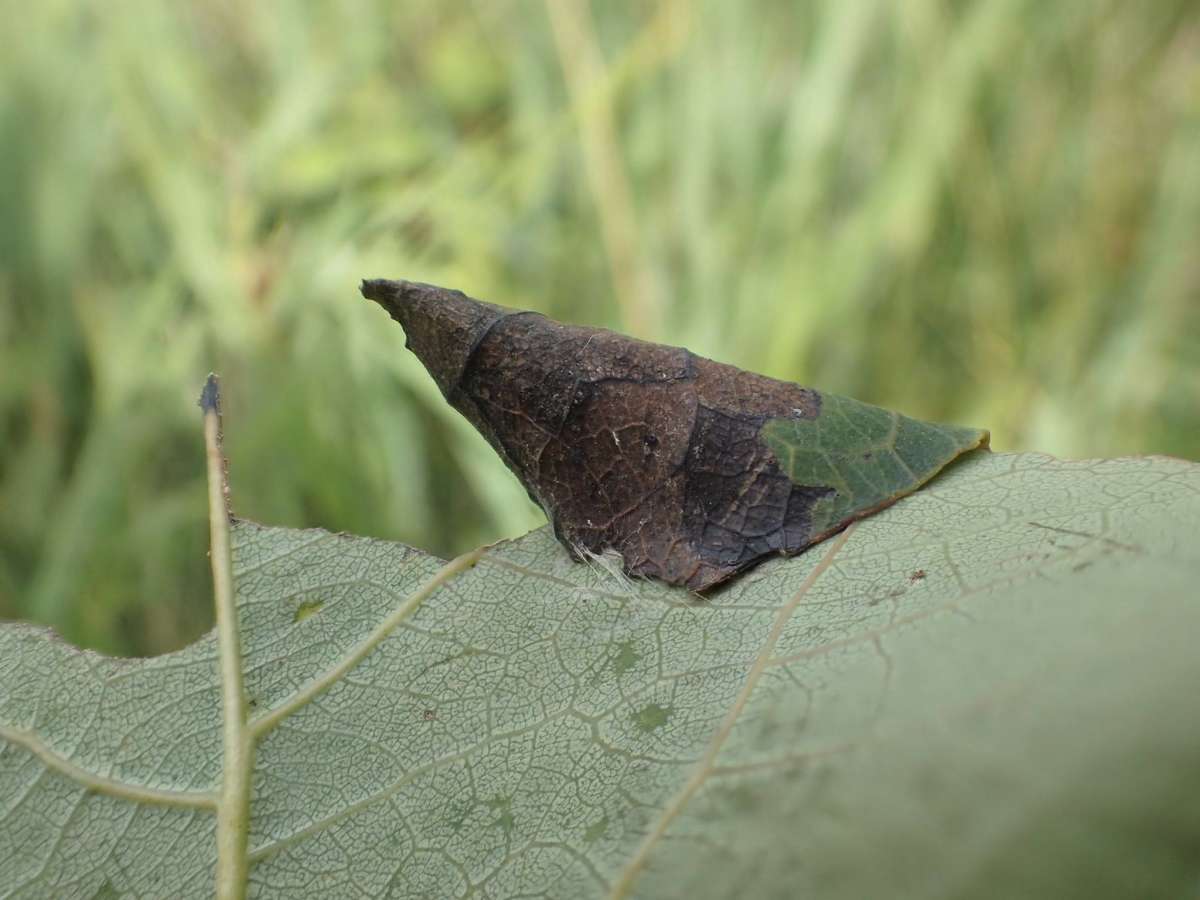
363 279 988 591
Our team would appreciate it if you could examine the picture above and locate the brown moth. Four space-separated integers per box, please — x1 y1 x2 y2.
362 279 988 591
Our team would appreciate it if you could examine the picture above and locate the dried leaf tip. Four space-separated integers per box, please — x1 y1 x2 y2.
360 278 513 400
359 278 397 306
199 373 221 414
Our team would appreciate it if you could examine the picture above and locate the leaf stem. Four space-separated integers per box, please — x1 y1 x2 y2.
202 375 253 900
197 374 486 894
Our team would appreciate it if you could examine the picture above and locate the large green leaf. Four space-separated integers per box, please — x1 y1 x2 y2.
2 451 1199 898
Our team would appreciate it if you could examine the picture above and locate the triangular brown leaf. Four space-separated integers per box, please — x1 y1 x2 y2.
362 279 988 590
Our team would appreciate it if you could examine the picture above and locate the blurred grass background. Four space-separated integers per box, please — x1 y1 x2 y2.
1 0 1197 656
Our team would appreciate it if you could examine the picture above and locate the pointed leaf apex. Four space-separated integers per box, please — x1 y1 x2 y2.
361 278 512 399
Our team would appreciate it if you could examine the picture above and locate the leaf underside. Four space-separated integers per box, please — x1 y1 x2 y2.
361 279 989 591
2 452 1200 898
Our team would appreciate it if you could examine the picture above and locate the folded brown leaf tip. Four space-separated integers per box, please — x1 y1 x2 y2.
364 278 989 591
